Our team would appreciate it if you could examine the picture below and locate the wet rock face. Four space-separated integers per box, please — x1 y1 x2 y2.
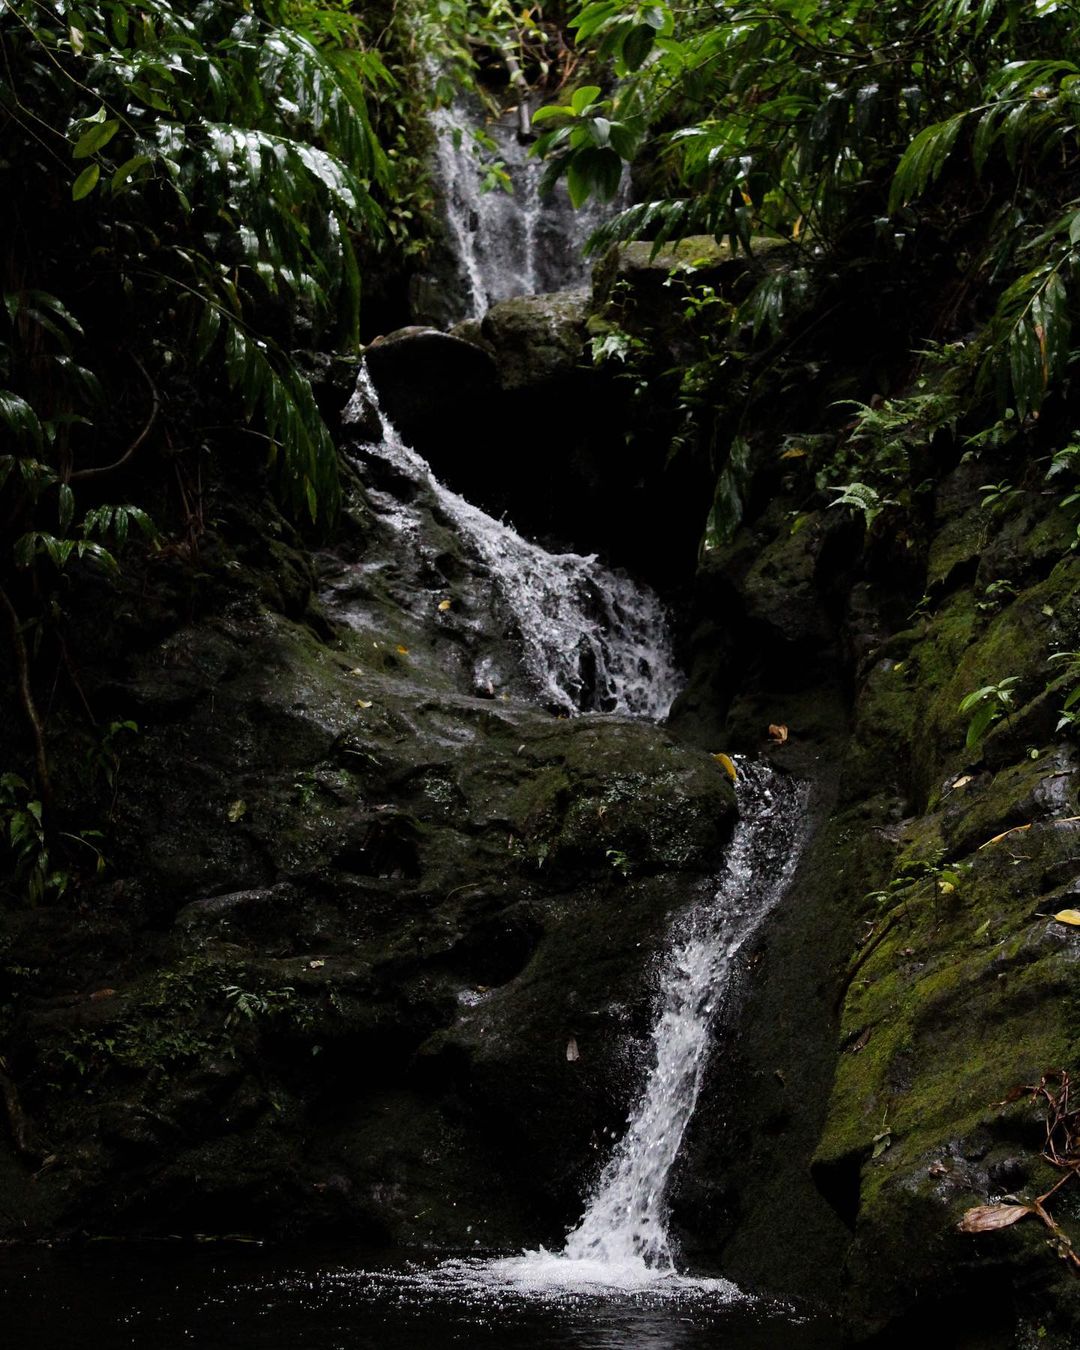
672 385 1080 1341
364 326 499 451
0 461 734 1249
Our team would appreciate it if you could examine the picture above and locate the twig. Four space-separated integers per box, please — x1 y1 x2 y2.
0 581 51 809
69 356 159 482
0 1062 43 1163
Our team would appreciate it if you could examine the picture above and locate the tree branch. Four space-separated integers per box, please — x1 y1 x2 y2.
69 355 160 482
0 581 51 809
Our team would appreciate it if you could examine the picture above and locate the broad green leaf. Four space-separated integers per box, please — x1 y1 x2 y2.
111 154 152 191
72 163 101 200
890 114 967 211
0 391 44 450
58 483 74 532
73 119 119 160
621 24 655 72
532 104 571 125
571 85 602 115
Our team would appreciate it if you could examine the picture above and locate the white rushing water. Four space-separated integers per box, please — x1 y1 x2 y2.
481 760 805 1293
430 101 624 321
342 365 683 719
366 761 804 1305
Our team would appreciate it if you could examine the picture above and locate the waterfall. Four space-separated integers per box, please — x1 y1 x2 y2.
373 761 804 1301
559 761 804 1275
339 365 683 720
429 101 624 322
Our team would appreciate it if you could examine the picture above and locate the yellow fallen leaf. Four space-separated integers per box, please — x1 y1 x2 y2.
712 752 737 782
952 775 973 790
396 644 409 654
227 799 246 823
768 723 789 744
309 959 326 969
348 667 364 676
957 1203 1033 1233
780 447 807 460
977 823 1031 850
438 599 452 612
1052 909 1080 926
939 881 956 895
356 698 373 709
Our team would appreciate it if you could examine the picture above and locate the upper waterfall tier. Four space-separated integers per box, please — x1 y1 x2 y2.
422 101 625 324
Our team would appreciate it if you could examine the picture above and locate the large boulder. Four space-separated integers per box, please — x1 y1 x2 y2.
0 459 737 1251
363 325 498 450
479 289 590 391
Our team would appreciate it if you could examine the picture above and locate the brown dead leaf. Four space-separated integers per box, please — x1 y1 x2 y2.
928 1161 948 1177
1052 909 1080 926
89 988 116 1002
957 1203 1033 1233
711 752 738 782
355 699 373 709
768 723 789 744
566 1037 580 1063
396 644 409 655
849 1027 871 1054
977 823 1032 850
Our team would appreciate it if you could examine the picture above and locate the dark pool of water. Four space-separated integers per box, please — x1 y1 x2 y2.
2 1245 840 1349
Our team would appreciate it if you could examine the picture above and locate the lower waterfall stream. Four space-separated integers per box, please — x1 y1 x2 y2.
363 761 806 1299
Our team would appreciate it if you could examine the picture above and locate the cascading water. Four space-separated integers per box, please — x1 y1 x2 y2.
338 364 683 719
557 760 804 1277
325 97 809 1319
482 760 805 1291
429 101 625 321
366 760 806 1305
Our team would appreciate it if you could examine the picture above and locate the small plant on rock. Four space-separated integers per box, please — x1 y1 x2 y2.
828 481 896 529
958 676 1020 749
1049 650 1080 734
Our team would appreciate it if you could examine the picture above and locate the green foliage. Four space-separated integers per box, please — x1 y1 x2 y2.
223 982 297 1027
958 676 1021 749
979 480 1022 513
0 0 420 895
0 0 393 532
828 482 894 529
0 774 67 904
545 0 1080 426
1048 650 1080 733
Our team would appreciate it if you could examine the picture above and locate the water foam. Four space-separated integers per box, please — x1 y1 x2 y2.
342 364 683 720
429 102 623 321
367 763 804 1304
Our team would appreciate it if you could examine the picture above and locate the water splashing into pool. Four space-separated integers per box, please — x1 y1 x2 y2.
364 760 805 1305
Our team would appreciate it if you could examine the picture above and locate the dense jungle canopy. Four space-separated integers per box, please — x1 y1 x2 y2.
4 4 1080 1345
